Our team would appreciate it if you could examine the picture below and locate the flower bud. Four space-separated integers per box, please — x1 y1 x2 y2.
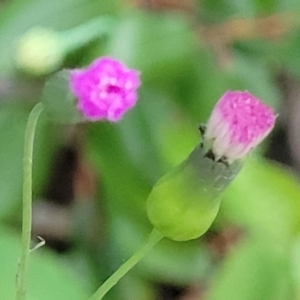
205 91 276 163
147 145 242 241
147 91 276 241
15 17 116 76
41 57 141 124
16 27 63 75
41 70 85 124
69 57 141 122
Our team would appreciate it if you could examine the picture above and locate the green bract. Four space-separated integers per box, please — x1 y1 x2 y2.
147 144 242 241
41 70 85 124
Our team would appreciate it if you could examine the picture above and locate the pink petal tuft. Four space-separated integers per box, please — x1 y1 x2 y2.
69 57 141 122
205 91 276 162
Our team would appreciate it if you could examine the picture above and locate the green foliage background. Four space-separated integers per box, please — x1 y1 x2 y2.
1 0 300 299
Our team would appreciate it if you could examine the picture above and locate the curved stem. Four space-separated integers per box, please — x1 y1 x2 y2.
16 103 44 300
88 229 164 300
61 16 116 53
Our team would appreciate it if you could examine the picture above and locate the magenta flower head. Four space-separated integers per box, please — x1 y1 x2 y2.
70 57 141 122
204 91 276 163
147 90 276 242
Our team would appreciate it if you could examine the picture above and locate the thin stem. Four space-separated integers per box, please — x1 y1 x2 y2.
61 16 116 53
16 102 44 300
88 229 164 300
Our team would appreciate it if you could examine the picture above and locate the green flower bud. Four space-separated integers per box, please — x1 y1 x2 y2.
15 17 116 76
147 90 276 241
41 70 85 124
16 27 63 75
147 144 242 241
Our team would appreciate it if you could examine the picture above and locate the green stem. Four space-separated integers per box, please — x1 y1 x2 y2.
61 16 116 53
88 229 164 300
16 103 44 300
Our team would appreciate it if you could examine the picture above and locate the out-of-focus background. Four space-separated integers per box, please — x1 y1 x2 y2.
1 0 300 299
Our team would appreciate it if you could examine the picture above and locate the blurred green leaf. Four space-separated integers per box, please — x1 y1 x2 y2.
220 159 300 245
0 226 89 299
118 274 155 300
0 102 59 220
106 10 198 82
207 239 292 300
0 103 26 218
86 121 151 220
225 52 280 109
200 0 256 22
200 0 300 22
279 30 300 80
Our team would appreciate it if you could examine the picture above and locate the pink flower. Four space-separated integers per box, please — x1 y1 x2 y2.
205 91 276 163
70 57 141 122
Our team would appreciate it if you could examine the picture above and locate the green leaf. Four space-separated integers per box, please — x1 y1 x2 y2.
0 227 89 299
225 52 280 109
0 103 59 220
0 104 26 218
106 11 198 82
200 0 256 22
207 240 292 300
118 274 155 300
279 30 300 80
220 159 300 244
